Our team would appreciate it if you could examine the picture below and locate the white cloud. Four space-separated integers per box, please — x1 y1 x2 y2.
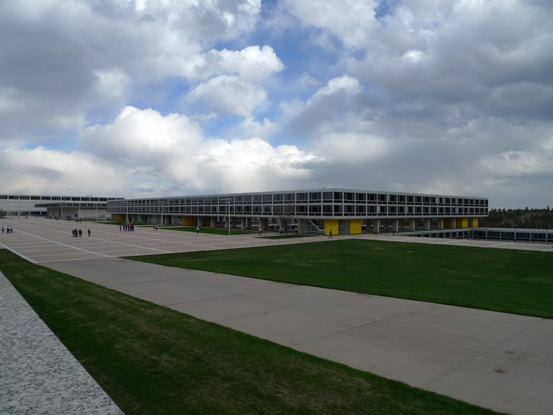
481 151 553 176
78 106 320 194
203 45 285 81
310 76 362 102
314 132 390 163
93 69 130 99
297 72 321 89
187 75 268 116
276 0 380 49
0 147 120 195
238 117 281 139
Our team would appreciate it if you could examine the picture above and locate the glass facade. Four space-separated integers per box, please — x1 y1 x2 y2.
107 188 489 220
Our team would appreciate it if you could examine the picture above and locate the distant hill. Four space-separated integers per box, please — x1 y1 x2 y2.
480 208 553 229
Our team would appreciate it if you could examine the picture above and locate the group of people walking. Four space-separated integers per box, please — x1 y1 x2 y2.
2 226 14 234
120 222 135 231
72 229 91 237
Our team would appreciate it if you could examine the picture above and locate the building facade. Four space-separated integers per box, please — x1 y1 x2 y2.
107 188 488 236
0 194 122 218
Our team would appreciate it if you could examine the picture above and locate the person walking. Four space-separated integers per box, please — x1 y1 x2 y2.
196 226 200 234
88 229 91 237
328 229 333 239
79 229 82 237
258 227 262 236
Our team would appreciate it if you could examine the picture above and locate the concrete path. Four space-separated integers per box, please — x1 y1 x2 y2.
2 217 553 415
0 271 124 415
44 257 553 415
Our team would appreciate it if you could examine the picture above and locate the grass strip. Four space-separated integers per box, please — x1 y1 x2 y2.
0 249 499 415
164 226 255 235
128 239 553 319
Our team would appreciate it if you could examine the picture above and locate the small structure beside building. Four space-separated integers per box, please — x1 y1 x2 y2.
0 194 122 219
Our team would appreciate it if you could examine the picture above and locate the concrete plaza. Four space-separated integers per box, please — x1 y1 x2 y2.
1 216 552 415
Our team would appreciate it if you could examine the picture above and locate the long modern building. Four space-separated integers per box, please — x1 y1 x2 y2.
107 189 488 236
0 194 122 218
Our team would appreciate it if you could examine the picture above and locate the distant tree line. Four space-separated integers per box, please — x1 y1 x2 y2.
480 207 553 229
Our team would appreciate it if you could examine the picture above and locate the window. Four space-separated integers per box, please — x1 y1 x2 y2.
323 192 333 201
309 192 321 202
309 205 321 215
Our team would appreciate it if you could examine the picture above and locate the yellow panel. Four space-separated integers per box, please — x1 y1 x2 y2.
116 214 126 222
182 216 194 226
350 219 362 234
456 218 468 229
325 220 339 236
472 217 479 228
443 218 451 228
203 217 211 226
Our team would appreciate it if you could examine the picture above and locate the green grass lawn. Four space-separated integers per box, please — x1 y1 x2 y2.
129 239 553 319
165 226 256 235
1 249 499 415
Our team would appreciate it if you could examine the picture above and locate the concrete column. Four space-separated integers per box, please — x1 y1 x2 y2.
278 217 286 232
259 217 269 230
437 218 444 230
210 216 217 227
409 219 416 232
372 219 380 234
392 219 399 233
241 218 247 230
424 218 431 231
450 218 456 229
246 217 252 229
231 218 236 228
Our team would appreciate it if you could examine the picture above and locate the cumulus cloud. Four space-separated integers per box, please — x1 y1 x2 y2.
273 0 380 50
0 0 268 141
202 46 285 81
187 75 268 116
79 106 320 194
0 147 120 195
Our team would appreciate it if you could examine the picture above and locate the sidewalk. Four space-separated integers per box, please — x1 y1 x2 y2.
0 271 124 415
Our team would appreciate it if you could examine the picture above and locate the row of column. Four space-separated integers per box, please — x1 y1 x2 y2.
371 218 473 234
195 216 282 231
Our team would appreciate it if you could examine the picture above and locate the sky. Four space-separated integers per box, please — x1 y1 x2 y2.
1 0 552 208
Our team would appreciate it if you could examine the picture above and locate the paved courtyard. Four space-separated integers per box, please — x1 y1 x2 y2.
1 216 553 415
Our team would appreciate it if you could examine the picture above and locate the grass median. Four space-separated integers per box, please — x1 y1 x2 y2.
128 239 553 319
0 249 499 415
